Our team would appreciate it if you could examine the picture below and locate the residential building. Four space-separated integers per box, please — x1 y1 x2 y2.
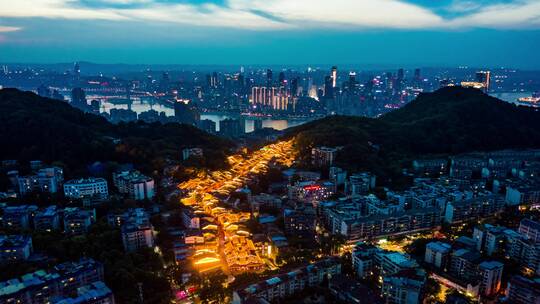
108 209 154 252
181 208 201 229
54 281 115 304
64 178 109 204
352 242 379 278
17 167 64 195
382 269 425 304
34 205 60 231
0 235 33 261
121 222 154 252
63 208 96 235
2 205 38 230
232 258 341 304
519 218 540 243
328 274 379 304
449 249 481 282
478 261 503 297
311 146 339 167
425 241 451 269
506 275 540 304
0 258 106 304
346 173 376 197
412 159 448 176
444 195 504 223
472 224 507 256
283 205 316 237
329 167 347 186
182 147 203 161
506 185 540 206
288 181 335 206
113 170 154 200
341 207 440 241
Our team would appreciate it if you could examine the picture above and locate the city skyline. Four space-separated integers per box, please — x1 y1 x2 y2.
0 0 540 68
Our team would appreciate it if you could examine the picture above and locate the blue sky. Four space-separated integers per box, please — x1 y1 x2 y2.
0 0 539 68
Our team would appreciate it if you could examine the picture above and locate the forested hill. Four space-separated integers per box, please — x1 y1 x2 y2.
0 88 233 176
286 86 540 186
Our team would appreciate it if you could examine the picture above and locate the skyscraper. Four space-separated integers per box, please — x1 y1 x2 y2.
266 69 273 87
324 76 334 98
160 72 170 93
71 87 87 110
278 71 286 86
174 100 199 125
331 66 338 88
476 71 491 93
291 77 299 97
74 62 80 80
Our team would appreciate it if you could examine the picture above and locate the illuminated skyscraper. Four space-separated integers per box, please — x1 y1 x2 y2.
476 71 491 93
206 72 218 88
331 66 338 88
251 86 290 111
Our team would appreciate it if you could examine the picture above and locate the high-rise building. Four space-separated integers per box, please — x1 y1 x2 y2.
174 99 199 125
414 68 421 81
324 76 334 98
278 71 286 86
266 69 273 86
220 118 244 138
291 77 299 97
331 66 338 88
71 87 87 110
476 71 491 93
507 275 540 304
251 86 290 111
74 62 80 80
197 119 216 133
37 85 52 98
478 261 503 296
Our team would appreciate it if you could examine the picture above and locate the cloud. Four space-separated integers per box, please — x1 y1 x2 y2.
0 0 538 31
230 0 444 29
447 0 540 28
0 0 127 20
0 26 21 32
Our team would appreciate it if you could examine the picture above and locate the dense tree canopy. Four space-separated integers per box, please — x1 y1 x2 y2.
0 88 233 177
286 87 540 187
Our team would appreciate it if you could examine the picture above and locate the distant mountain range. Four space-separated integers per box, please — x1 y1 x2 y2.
287 86 540 187
0 88 232 177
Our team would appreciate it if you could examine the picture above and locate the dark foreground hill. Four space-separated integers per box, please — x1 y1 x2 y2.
287 86 540 187
0 88 233 176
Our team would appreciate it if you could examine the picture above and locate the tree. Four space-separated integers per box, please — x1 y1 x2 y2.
198 272 230 303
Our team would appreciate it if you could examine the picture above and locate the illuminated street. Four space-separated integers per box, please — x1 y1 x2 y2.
178 140 296 275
